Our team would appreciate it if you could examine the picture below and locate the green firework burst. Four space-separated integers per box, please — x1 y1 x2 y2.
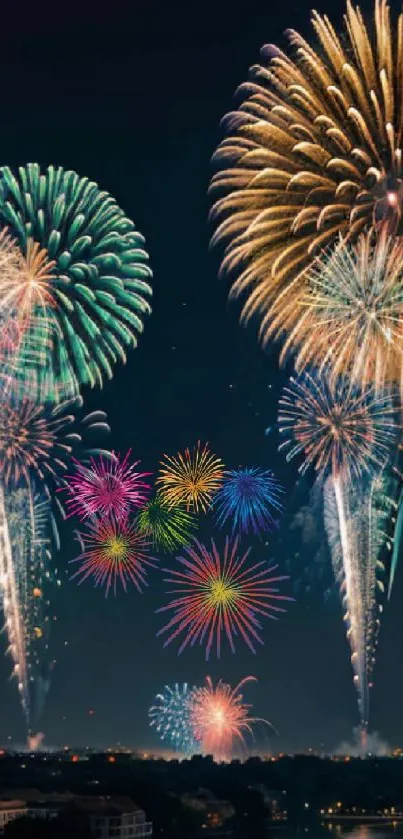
0 163 152 400
137 495 197 552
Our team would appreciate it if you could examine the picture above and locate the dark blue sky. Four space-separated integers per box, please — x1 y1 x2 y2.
0 0 402 752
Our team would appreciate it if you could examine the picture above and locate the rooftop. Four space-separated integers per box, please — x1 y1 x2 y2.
74 797 144 816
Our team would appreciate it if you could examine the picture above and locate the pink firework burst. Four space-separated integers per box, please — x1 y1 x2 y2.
70 516 157 597
157 536 293 658
189 676 270 761
63 451 151 521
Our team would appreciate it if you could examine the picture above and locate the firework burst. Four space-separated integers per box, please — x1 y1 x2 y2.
288 230 403 391
149 683 198 753
210 0 403 345
0 230 53 370
189 676 270 761
0 393 110 494
157 441 224 513
63 452 151 522
70 517 157 597
214 467 283 535
137 494 197 552
278 373 396 481
0 163 153 400
157 536 292 658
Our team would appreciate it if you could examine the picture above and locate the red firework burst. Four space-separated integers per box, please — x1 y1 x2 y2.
63 451 151 521
70 517 157 597
189 676 269 761
157 536 292 658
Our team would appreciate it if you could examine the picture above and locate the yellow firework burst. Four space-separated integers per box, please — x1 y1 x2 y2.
211 0 403 344
157 441 224 513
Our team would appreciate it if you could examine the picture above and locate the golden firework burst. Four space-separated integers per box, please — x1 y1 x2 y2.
0 229 55 319
211 0 403 344
157 441 224 513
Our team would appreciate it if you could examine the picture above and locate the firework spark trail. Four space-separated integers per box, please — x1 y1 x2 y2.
388 484 403 599
332 475 367 725
0 484 28 718
7 486 58 734
0 391 110 730
0 482 60 733
324 472 396 730
279 372 397 730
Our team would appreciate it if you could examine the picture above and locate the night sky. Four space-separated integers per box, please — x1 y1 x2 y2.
0 0 402 753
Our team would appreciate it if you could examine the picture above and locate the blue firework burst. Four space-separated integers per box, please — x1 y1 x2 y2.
149 683 198 754
214 467 284 536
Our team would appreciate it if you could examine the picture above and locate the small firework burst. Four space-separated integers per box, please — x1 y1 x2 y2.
278 373 397 481
157 441 224 513
157 536 292 658
137 494 197 552
70 517 157 597
189 676 270 761
0 393 110 492
149 683 198 753
63 452 151 521
214 467 284 535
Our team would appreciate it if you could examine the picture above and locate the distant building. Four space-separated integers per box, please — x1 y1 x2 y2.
0 793 152 837
248 785 288 820
181 788 235 828
0 789 74 823
0 800 27 831
74 797 152 839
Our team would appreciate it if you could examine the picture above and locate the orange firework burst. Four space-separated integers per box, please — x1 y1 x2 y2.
16 239 56 313
0 229 55 376
211 0 403 345
157 441 224 513
0 230 55 319
189 676 271 761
